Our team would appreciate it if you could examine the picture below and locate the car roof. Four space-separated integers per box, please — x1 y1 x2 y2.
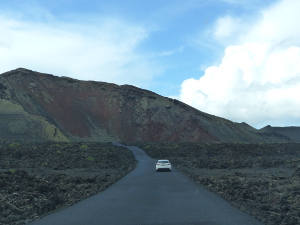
158 159 169 161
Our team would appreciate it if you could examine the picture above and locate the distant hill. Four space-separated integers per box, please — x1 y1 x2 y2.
259 125 300 142
0 68 293 143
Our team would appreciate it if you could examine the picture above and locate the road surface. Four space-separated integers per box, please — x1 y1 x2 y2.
30 145 263 225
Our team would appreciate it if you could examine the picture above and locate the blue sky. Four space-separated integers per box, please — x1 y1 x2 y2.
1 0 300 129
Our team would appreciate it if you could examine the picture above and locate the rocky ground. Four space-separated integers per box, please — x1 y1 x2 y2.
0 142 137 225
3 141 300 225
135 142 300 225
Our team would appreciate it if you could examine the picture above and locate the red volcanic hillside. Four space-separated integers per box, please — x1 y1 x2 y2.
0 68 292 142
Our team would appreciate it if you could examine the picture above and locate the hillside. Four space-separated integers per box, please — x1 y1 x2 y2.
259 125 300 142
0 68 292 143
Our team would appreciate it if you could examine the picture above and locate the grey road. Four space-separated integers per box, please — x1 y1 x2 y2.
30 145 263 225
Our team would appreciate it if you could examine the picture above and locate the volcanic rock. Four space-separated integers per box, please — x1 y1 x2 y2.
0 68 292 143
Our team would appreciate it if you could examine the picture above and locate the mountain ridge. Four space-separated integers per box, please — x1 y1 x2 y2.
0 68 295 143
259 125 300 142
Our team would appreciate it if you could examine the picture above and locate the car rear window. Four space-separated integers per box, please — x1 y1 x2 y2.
158 160 169 163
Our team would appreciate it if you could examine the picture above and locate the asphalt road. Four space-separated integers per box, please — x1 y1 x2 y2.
30 145 264 225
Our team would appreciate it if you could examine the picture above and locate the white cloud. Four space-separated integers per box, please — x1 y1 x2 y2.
213 15 240 40
0 12 162 88
156 46 184 56
180 0 300 128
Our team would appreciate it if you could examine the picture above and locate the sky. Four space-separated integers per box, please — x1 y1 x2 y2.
0 0 300 129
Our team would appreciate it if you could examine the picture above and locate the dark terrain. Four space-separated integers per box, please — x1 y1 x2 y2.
2 142 300 225
0 142 137 225
135 142 300 225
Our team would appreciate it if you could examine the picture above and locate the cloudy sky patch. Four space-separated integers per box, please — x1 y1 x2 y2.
180 0 300 128
0 0 298 128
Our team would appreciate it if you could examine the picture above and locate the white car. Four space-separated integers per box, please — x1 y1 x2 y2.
156 159 171 172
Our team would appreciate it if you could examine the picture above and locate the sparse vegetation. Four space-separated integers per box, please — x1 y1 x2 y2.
80 144 89 150
41 162 48 166
86 156 94 161
9 169 16 174
9 143 20 148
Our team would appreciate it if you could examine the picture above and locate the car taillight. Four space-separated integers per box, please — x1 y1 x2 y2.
167 164 170 165
156 163 160 165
